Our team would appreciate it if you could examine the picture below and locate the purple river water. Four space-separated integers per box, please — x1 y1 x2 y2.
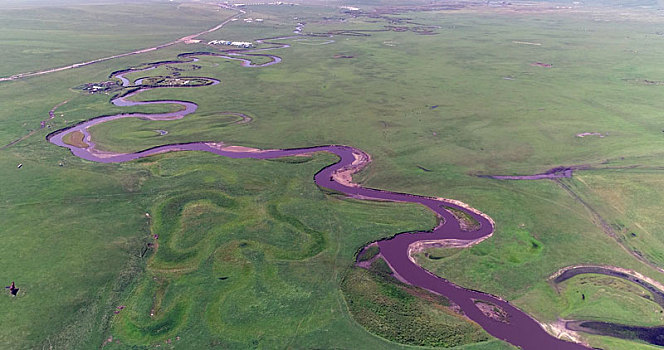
46 39 588 350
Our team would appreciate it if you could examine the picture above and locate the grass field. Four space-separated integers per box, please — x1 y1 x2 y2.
4 0 664 348
0 1 236 78
340 260 508 348
555 274 664 326
99 151 445 349
568 171 664 267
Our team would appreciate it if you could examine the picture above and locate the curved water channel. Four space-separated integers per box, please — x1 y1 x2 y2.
46 37 588 350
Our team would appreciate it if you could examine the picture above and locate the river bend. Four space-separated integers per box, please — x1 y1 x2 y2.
46 38 588 350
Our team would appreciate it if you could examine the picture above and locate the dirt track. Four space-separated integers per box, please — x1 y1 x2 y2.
0 4 244 83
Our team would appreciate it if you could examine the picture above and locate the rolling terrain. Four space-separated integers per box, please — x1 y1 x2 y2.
4 0 664 349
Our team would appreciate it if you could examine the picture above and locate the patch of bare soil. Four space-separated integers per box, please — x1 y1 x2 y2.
513 41 541 46
539 319 587 345
576 132 606 138
205 142 265 153
473 300 509 323
62 131 89 148
331 150 371 188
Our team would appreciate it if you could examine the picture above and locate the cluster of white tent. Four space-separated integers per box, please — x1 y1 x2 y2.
208 40 254 48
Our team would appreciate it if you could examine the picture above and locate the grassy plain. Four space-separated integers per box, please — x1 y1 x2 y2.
99 151 447 349
555 274 664 326
569 171 664 267
0 1 236 77
340 261 502 348
0 136 457 349
4 0 664 349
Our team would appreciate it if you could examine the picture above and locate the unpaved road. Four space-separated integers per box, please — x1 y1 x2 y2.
0 5 244 83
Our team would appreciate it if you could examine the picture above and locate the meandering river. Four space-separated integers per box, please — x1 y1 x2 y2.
47 39 588 350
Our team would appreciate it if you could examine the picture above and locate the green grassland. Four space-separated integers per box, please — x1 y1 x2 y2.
583 336 664 350
101 151 445 349
4 0 664 349
555 274 664 326
0 1 237 78
568 171 664 267
1 145 451 349
340 260 508 348
198 4 343 42
87 10 664 173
